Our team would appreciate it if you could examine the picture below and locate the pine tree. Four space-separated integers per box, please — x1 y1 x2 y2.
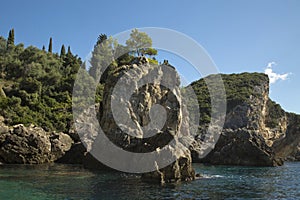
7 28 15 48
48 37 52 53
42 45 46 51
60 45 66 57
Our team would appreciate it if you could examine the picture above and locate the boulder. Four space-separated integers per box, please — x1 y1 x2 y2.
0 122 73 164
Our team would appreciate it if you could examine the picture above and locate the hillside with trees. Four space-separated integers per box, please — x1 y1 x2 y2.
0 28 157 133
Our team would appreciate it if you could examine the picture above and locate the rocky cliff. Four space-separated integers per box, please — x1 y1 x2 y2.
191 73 300 166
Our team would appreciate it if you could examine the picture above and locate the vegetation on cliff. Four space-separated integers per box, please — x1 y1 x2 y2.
0 33 83 132
0 29 157 133
190 72 274 124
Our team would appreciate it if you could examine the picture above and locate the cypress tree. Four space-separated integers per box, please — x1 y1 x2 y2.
11 29 15 44
7 28 15 48
48 37 52 53
42 45 46 51
67 46 72 56
60 45 66 57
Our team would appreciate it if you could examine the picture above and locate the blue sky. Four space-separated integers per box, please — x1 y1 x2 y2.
1 0 299 113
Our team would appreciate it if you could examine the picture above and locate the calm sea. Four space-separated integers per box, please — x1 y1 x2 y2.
0 162 299 200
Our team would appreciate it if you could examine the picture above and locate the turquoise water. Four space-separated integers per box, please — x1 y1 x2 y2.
0 162 300 199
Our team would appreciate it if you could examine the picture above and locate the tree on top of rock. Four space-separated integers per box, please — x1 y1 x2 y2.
89 34 117 80
126 29 157 57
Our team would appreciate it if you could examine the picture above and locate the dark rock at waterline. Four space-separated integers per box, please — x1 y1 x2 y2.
56 142 86 164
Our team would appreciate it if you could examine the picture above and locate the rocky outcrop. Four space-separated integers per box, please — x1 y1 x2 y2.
78 57 195 183
0 116 73 164
191 73 300 166
276 112 300 161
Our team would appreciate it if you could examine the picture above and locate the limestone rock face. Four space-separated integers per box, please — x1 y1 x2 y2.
192 73 300 166
0 119 73 164
277 112 300 161
81 57 195 183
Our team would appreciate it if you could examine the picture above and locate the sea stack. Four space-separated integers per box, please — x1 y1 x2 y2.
83 57 195 183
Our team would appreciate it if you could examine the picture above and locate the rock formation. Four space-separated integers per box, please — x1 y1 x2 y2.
191 73 300 166
77 57 195 183
0 116 73 164
1 62 300 173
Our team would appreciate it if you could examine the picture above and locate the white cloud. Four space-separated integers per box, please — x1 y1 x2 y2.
264 62 290 84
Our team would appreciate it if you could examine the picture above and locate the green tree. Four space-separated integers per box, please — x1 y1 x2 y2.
141 48 157 57
115 44 133 65
0 28 84 132
60 45 66 57
48 37 52 53
67 46 72 56
125 29 157 57
97 34 107 46
7 28 15 49
0 36 6 53
89 35 117 80
42 45 46 51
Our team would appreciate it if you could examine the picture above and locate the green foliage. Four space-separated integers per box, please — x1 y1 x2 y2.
148 58 158 65
7 29 15 49
0 29 160 133
126 29 157 57
115 44 134 65
89 35 117 80
190 72 270 125
48 37 52 53
89 30 158 82
60 45 66 57
265 99 285 128
96 34 107 46
0 31 83 132
141 48 157 56
95 83 104 103
0 36 7 54
67 46 72 55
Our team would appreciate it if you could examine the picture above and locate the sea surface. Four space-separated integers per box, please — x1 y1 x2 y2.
0 162 299 200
